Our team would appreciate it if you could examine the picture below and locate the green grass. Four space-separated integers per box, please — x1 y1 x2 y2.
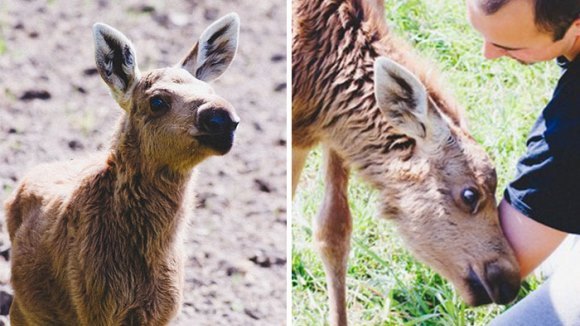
292 0 559 325
0 1 7 55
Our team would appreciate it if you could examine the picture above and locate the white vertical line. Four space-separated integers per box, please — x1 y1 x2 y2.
286 0 293 324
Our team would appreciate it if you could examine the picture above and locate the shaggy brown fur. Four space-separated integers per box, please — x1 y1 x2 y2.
293 0 520 324
5 14 240 325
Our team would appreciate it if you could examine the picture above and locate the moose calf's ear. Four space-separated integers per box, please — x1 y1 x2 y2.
374 57 428 139
180 13 240 82
93 23 140 107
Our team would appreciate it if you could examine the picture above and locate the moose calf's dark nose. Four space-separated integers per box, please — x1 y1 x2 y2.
199 108 239 134
485 261 520 305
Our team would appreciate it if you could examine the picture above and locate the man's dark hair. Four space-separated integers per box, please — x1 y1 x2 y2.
480 0 580 40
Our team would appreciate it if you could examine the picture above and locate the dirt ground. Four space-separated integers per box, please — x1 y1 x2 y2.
0 0 287 325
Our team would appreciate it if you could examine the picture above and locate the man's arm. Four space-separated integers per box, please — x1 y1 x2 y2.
499 199 568 278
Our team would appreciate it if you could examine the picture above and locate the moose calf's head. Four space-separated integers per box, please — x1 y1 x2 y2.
373 57 520 306
93 14 240 171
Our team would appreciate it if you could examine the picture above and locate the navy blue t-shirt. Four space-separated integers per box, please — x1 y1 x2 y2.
504 55 580 234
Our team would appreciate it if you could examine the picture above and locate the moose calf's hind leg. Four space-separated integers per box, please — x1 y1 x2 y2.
314 148 352 326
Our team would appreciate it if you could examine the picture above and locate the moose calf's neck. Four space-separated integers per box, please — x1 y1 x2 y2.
97 119 193 256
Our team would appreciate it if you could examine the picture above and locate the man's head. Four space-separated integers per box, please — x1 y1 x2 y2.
467 0 580 63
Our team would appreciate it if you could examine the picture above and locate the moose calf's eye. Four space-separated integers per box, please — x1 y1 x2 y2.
150 96 170 114
461 188 479 213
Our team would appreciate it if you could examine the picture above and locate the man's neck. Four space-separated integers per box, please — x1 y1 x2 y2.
564 36 580 62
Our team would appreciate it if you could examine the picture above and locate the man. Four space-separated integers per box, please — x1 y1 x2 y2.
467 0 579 324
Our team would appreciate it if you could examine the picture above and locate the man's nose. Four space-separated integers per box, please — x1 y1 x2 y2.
483 42 506 60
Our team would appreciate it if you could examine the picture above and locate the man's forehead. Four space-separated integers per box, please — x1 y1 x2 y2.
467 0 543 46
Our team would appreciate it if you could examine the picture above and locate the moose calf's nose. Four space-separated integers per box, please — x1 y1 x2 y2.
198 108 239 134
485 260 520 305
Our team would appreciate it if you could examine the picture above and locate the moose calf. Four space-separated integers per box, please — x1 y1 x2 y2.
5 14 240 325
293 0 521 324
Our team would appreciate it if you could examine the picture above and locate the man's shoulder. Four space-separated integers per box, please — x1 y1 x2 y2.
550 56 579 111
556 55 580 86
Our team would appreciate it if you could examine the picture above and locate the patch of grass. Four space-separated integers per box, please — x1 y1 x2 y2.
292 0 558 325
2 184 14 198
2 88 17 105
67 107 97 137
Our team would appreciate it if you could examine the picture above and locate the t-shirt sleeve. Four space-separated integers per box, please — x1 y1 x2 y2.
504 64 580 234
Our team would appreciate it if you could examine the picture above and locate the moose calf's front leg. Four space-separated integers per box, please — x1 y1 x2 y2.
9 298 27 325
314 148 352 326
292 146 310 197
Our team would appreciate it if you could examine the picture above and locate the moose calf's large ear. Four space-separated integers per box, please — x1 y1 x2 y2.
93 23 140 106
180 13 240 82
374 57 428 139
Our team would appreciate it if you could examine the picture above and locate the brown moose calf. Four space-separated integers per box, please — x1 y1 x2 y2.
4 14 240 325
293 0 521 325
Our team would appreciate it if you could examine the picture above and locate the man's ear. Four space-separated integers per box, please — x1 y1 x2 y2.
93 23 141 108
180 13 240 82
570 17 580 37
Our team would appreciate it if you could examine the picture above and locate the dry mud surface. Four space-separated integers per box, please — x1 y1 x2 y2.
0 0 287 325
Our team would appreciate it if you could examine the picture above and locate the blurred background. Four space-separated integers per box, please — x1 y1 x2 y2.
0 0 286 325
